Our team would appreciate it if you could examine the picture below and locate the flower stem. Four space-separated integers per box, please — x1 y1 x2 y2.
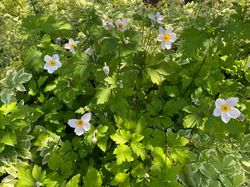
181 56 207 97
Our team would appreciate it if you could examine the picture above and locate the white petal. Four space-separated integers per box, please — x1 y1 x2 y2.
44 63 50 69
44 55 52 63
157 17 164 24
221 112 230 123
81 112 91 122
226 97 238 107
159 27 165 34
215 98 226 107
115 20 121 25
56 61 62 68
83 122 90 131
170 33 177 42
68 119 77 128
165 41 172 50
52 54 59 60
156 12 161 17
227 107 240 119
122 19 126 24
74 127 84 136
47 67 55 74
69 48 76 53
213 107 221 117
65 43 70 49
69 39 74 44
161 42 166 49
148 13 155 20
157 34 163 41
166 26 174 33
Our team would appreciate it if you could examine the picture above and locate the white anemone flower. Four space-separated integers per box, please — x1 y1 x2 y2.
44 54 62 74
148 12 164 24
115 19 127 32
84 48 93 56
213 97 241 123
103 63 110 76
157 27 177 50
65 39 79 54
67 112 91 136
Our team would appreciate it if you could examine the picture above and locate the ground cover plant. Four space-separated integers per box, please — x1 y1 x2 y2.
0 0 250 186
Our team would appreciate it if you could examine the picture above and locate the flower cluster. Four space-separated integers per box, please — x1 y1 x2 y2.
43 12 246 138
43 39 78 74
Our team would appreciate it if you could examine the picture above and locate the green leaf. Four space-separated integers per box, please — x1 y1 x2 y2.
110 129 131 144
183 113 202 128
96 126 109 152
131 142 146 160
100 38 118 57
84 167 102 187
96 87 112 104
147 68 167 85
48 153 63 170
150 147 172 175
32 165 46 182
181 27 206 58
0 102 17 116
113 144 134 165
66 174 80 187
110 95 129 116
24 47 43 72
110 173 130 186
17 168 35 187
15 68 32 83
15 83 27 92
0 131 17 146
53 22 72 31
0 89 13 104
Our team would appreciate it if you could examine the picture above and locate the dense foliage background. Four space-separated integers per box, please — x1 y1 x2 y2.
0 0 250 186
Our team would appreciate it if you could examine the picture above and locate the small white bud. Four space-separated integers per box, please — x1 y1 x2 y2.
35 181 41 187
101 19 107 26
118 80 124 88
103 63 110 76
92 137 97 144
124 39 129 44
84 48 93 56
192 98 200 106
107 23 114 29
55 37 62 44
144 173 149 178
238 113 245 122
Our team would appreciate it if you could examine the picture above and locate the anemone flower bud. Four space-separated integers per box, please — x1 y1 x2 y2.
92 136 97 144
103 62 110 76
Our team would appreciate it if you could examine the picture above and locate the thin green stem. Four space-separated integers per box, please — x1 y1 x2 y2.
141 13 145 45
181 56 207 97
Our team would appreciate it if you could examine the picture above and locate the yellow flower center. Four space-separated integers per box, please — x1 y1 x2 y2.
163 33 170 41
118 23 124 29
221 104 231 112
70 43 76 48
76 119 85 127
49 59 56 66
